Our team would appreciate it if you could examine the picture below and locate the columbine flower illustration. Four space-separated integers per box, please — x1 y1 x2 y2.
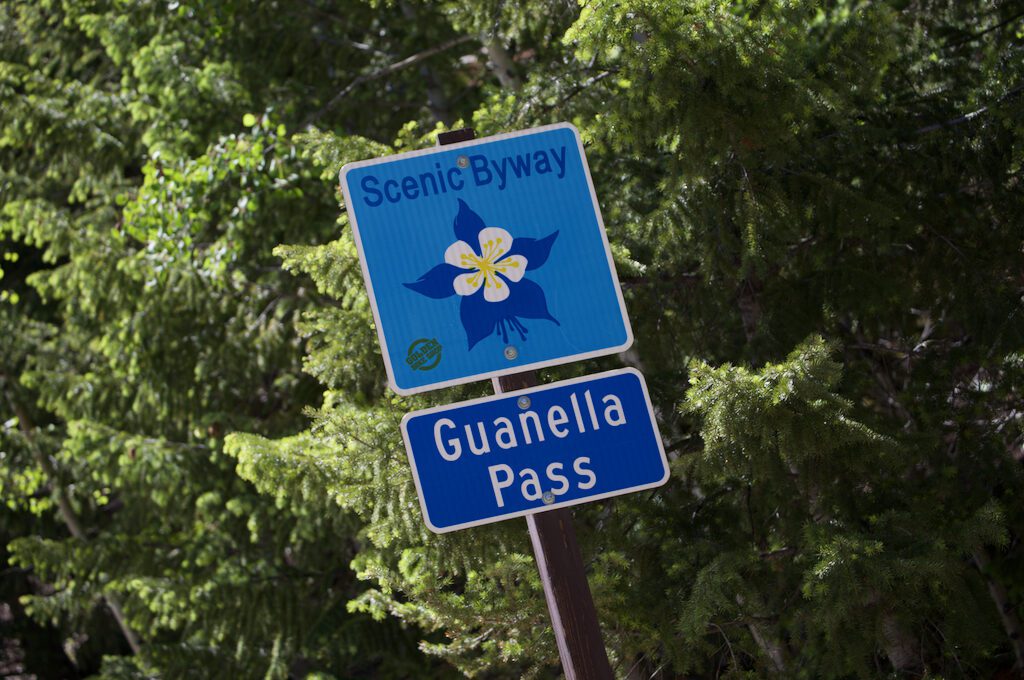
446 228 526 302
404 199 559 350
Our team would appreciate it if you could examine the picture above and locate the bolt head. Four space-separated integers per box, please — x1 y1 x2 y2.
456 155 469 168
517 396 531 409
503 346 518 360
542 491 555 505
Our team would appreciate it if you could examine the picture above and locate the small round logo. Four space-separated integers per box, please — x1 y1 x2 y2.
406 338 442 371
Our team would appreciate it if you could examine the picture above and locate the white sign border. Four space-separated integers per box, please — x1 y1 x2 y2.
340 122 635 396
399 368 669 534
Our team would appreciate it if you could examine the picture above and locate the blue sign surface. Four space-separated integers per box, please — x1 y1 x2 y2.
400 369 668 533
340 123 632 395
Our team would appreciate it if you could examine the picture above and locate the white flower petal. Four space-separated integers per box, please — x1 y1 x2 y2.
494 254 527 283
453 271 483 296
444 240 478 269
483 274 510 302
476 227 513 262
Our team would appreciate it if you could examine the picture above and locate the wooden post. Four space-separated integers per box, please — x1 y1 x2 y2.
438 128 615 680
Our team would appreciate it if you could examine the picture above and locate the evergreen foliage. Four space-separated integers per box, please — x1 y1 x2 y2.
2 0 1023 677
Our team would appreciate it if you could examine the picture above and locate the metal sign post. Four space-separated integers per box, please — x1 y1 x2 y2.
441 129 615 679
341 125 656 678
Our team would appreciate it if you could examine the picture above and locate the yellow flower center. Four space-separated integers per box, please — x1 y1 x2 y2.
459 237 521 290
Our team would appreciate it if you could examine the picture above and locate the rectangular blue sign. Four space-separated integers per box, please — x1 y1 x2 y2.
400 369 668 533
340 123 633 395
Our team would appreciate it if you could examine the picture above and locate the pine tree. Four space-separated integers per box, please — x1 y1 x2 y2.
3 0 1023 677
231 0 1024 676
1 1 471 675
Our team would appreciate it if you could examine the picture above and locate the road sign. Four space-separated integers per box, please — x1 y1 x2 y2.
340 123 633 395
400 368 668 533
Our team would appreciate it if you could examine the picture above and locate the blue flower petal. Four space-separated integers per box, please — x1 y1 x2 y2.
505 277 559 324
460 292 502 350
403 263 462 299
507 231 558 271
453 199 485 252
459 277 559 350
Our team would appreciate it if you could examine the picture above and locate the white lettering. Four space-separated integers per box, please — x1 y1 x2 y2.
493 416 518 449
434 418 461 461
518 410 545 445
547 405 569 438
546 462 569 495
488 464 514 507
429 385 632 465
520 468 542 501
570 392 586 433
574 456 596 489
584 390 600 429
602 394 627 426
465 421 491 455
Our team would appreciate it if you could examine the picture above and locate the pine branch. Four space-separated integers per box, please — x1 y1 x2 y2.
304 36 474 126
734 593 788 672
914 82 1024 135
758 547 796 561
620 271 701 288
708 622 740 672
5 392 143 656
944 10 1024 48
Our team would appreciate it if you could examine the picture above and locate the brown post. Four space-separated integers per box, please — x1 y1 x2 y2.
438 128 615 679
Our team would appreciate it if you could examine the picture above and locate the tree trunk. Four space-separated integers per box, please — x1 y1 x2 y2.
735 594 787 672
484 38 522 90
974 548 1024 670
880 612 921 672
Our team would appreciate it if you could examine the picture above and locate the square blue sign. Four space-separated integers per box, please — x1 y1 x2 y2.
340 123 633 395
401 369 668 533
